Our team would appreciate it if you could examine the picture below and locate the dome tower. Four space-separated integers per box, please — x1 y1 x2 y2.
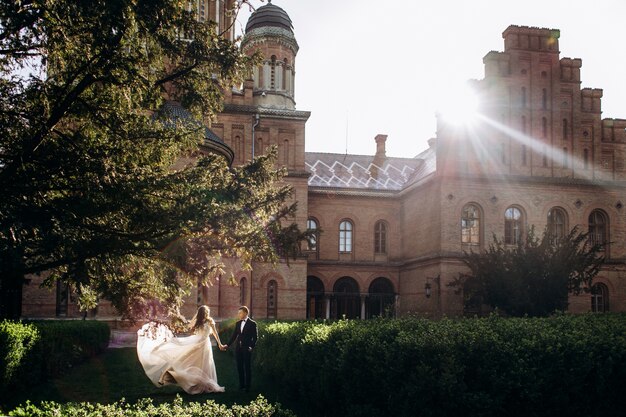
241 0 298 110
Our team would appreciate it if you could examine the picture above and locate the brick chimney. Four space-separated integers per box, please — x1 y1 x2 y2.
371 134 387 179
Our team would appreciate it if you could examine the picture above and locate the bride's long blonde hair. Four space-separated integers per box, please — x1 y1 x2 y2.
189 305 212 333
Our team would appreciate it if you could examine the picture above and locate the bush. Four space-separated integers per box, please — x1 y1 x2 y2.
255 314 626 417
0 321 41 395
30 320 110 377
0 320 110 402
8 394 294 417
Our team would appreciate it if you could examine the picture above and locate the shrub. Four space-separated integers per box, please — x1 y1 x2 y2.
255 314 626 417
8 394 294 417
0 320 110 402
30 320 110 377
0 321 41 395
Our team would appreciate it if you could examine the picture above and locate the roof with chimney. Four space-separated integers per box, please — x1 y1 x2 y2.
305 138 436 191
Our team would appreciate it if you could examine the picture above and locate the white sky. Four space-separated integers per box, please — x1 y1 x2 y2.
236 0 626 158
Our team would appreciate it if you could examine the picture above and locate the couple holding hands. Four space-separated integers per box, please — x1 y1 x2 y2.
137 305 257 394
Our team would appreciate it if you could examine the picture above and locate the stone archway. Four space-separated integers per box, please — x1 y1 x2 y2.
367 277 395 318
306 276 326 319
332 277 360 319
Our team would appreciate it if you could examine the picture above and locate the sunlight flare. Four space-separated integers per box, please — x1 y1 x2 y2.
436 81 481 126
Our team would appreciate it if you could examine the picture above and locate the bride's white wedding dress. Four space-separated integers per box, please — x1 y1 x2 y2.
136 321 225 394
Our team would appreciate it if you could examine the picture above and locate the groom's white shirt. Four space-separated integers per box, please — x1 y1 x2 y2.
240 318 247 332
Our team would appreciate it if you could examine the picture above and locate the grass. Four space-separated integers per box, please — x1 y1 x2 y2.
3 347 301 415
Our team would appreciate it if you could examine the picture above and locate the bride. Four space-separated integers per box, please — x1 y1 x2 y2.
136 305 225 394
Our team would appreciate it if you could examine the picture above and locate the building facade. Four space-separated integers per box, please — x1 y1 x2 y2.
21 5 626 320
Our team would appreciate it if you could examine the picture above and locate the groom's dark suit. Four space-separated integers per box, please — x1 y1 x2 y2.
226 317 258 390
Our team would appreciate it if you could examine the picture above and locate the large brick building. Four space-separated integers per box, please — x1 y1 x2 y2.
21 2 626 320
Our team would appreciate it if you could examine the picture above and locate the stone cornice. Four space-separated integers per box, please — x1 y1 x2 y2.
223 103 311 121
445 173 626 190
242 27 299 54
308 186 400 199
286 170 311 178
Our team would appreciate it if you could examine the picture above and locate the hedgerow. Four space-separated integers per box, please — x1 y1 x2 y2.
8 394 294 417
254 314 626 417
0 320 110 401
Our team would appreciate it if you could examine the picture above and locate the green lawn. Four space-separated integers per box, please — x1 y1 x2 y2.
4 347 299 415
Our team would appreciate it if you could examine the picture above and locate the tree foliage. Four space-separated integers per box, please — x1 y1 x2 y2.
0 0 306 319
451 226 605 317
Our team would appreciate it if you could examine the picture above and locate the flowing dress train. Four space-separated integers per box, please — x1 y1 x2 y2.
136 321 225 394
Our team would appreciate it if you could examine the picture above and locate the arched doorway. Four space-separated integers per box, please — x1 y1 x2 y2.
332 277 360 319
307 276 325 319
367 277 395 318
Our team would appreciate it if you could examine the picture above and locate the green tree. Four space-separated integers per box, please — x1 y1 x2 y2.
0 0 305 319
452 226 605 317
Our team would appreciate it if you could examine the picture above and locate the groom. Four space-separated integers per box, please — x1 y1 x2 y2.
222 306 258 392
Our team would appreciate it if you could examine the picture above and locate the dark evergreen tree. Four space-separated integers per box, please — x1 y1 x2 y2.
0 0 306 318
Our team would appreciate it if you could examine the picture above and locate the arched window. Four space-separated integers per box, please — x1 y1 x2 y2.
547 207 567 241
239 277 247 305
256 137 263 156
197 279 204 304
521 116 527 134
542 88 548 109
542 146 548 167
374 221 387 254
56 280 69 317
283 139 290 165
234 135 242 162
505 206 523 245
339 220 353 253
591 283 609 313
270 55 276 89
521 87 527 107
562 119 569 139
562 147 568 168
267 280 277 318
583 149 589 169
461 204 481 245
283 58 288 90
306 276 325 319
588 210 607 249
542 117 548 137
306 218 318 251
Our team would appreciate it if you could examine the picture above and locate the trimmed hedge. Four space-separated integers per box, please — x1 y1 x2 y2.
8 394 294 417
254 314 626 417
31 320 110 377
0 320 110 401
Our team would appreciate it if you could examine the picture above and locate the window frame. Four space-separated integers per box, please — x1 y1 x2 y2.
461 203 481 246
374 220 388 254
267 279 277 319
504 206 524 245
588 209 608 251
339 220 353 253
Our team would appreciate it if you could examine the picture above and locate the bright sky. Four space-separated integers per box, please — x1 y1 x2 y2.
236 0 626 158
